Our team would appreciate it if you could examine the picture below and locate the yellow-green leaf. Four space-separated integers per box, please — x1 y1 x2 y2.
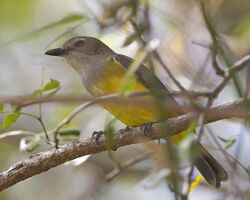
0 104 3 114
11 104 22 112
118 50 147 95
218 136 236 150
32 89 42 96
104 122 116 149
42 79 60 92
59 129 80 144
45 87 61 97
59 129 80 137
2 112 21 129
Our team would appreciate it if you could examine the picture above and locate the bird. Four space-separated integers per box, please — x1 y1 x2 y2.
45 36 228 188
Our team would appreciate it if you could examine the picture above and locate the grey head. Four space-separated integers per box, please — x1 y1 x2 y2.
45 36 114 57
45 36 115 73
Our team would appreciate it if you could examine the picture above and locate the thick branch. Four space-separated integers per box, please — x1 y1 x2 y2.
0 98 248 191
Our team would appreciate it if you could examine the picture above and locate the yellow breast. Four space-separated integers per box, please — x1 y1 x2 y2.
87 58 186 143
88 58 159 126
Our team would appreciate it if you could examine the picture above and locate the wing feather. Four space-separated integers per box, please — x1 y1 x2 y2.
113 53 177 105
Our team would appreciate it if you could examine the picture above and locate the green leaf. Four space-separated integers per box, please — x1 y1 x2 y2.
59 129 80 137
3 14 85 44
42 79 60 92
45 87 61 97
231 14 250 39
217 136 229 143
120 76 137 94
224 139 236 150
59 129 80 144
118 50 147 95
217 136 236 150
104 122 116 149
0 104 3 114
32 79 61 97
32 89 42 96
11 104 22 112
2 112 21 129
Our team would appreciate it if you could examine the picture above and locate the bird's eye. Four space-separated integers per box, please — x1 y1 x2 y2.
75 40 85 47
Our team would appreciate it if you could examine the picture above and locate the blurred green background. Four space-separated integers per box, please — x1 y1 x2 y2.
0 0 250 199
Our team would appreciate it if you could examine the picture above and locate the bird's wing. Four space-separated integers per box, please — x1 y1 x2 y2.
113 54 178 104
113 54 168 91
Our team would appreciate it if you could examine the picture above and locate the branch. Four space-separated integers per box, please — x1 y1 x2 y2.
0 97 248 191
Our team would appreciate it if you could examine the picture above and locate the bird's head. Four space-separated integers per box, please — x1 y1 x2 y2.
45 36 114 69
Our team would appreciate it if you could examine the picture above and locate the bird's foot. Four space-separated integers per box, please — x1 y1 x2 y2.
140 122 153 136
125 125 131 132
92 131 105 144
92 131 117 151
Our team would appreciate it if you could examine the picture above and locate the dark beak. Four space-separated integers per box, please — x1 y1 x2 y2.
45 48 68 56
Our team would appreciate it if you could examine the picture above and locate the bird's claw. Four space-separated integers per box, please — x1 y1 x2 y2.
92 130 118 151
140 122 153 136
92 131 104 144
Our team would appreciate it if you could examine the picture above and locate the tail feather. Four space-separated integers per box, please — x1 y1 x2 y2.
195 144 228 188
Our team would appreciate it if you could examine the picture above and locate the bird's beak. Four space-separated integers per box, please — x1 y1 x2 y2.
45 47 68 56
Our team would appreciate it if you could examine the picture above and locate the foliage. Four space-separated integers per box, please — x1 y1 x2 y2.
0 0 250 199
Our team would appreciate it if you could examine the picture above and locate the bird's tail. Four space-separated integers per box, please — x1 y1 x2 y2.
195 144 228 188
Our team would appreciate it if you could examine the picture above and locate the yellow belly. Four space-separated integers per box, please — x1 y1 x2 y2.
87 59 187 142
88 59 161 126
101 98 158 127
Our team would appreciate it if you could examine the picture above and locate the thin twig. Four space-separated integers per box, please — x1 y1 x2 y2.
153 51 188 93
129 15 187 96
106 151 153 181
211 55 250 98
198 0 225 77
206 127 249 176
0 90 213 108
52 102 93 148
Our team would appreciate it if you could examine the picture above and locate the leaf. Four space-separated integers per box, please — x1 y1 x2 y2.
120 76 137 94
45 87 61 97
32 79 61 97
42 79 60 92
231 14 250 39
224 139 236 150
3 14 85 44
0 104 3 114
32 89 42 96
2 112 21 129
217 136 229 143
58 129 80 144
11 104 22 112
104 123 116 149
217 136 236 150
118 50 147 95
59 129 80 137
